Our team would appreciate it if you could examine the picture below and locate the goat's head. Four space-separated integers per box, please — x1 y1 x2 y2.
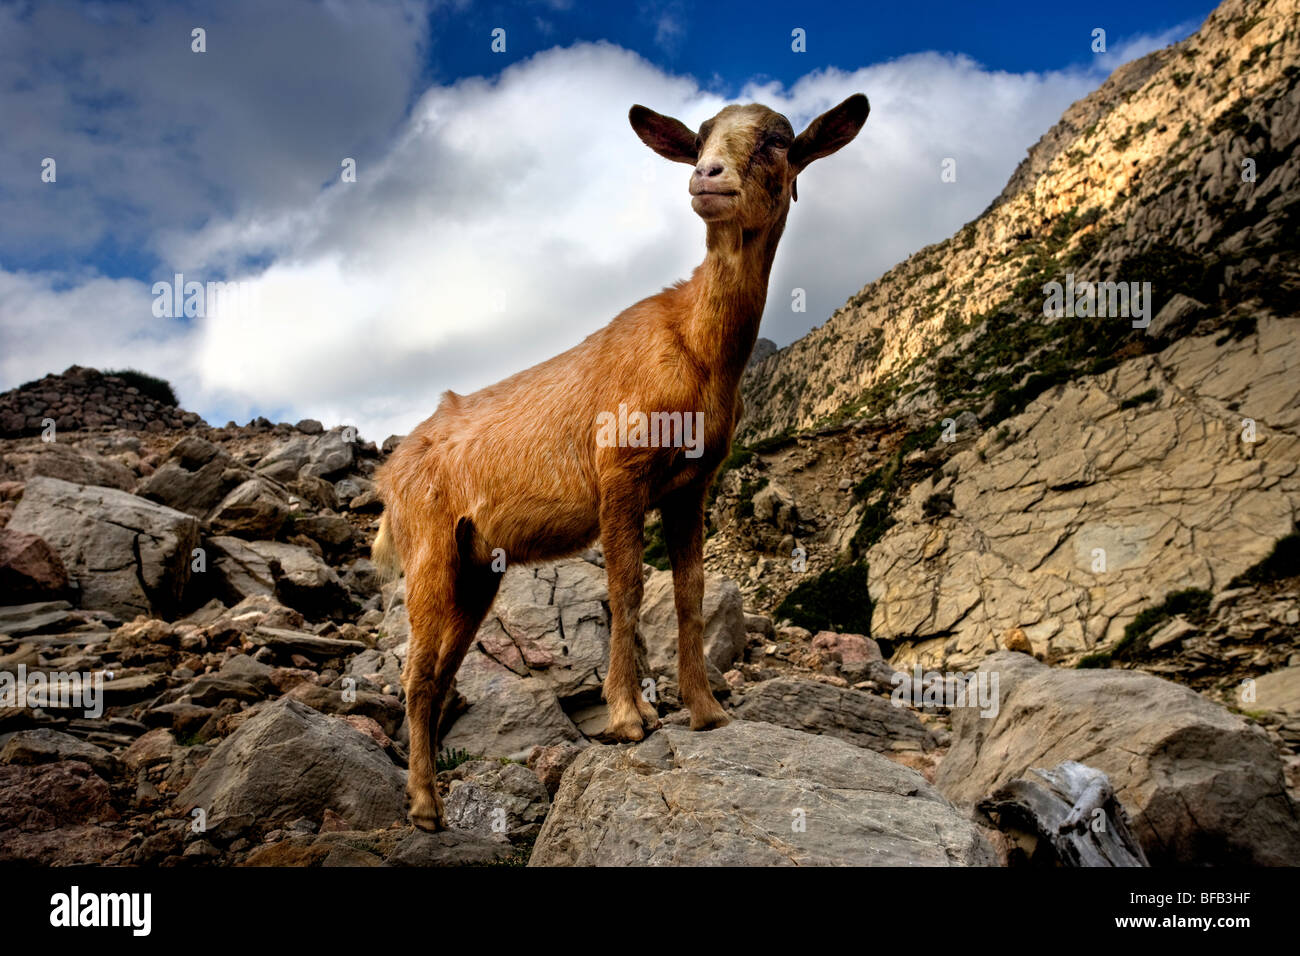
629 94 869 228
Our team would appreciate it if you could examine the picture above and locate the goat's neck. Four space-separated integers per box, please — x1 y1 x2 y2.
683 217 787 386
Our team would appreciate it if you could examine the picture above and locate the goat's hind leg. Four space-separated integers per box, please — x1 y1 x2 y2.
403 527 502 831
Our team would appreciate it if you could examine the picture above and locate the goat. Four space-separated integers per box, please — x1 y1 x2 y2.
374 94 869 830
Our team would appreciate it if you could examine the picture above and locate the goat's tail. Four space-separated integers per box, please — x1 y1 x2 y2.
372 511 403 584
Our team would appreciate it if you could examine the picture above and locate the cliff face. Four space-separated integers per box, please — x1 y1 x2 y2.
740 0 1299 441
708 0 1300 673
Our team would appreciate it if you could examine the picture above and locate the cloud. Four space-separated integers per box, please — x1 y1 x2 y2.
0 0 429 269
0 22 1195 444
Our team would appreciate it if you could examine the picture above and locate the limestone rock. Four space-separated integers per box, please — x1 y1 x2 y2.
8 476 199 617
935 652 1300 866
732 677 933 754
640 569 746 690
177 696 406 834
530 720 995 866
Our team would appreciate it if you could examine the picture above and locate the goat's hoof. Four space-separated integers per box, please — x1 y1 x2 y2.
689 708 731 732
410 808 446 832
636 699 662 731
606 721 646 743
604 716 647 742
409 792 446 832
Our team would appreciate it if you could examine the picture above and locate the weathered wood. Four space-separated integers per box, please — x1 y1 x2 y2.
976 760 1149 866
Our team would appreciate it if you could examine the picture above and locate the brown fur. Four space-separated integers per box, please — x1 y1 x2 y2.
375 94 869 831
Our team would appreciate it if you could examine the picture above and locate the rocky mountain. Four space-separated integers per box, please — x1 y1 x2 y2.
713 0 1300 673
741 0 1299 441
1 0 1297 869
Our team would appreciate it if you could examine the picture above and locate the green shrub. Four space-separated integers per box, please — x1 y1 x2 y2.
1229 530 1300 587
436 747 473 772
1119 387 1159 409
736 476 769 520
1112 588 1213 661
851 500 896 558
775 561 873 634
643 519 670 571
1076 652 1112 669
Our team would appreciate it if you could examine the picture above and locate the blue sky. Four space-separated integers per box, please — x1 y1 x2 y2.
429 0 1213 88
0 0 1213 440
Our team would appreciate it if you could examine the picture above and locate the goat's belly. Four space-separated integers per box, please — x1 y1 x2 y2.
471 494 599 563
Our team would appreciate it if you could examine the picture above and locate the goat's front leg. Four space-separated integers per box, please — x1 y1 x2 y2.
600 479 660 741
661 484 729 730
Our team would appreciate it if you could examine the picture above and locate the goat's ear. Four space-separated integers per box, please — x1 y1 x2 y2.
629 105 698 165
789 93 869 173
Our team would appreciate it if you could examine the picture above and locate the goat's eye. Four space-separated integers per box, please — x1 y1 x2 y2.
764 135 789 150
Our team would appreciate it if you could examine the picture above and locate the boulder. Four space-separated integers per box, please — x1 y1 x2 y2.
0 600 79 636
256 428 354 482
733 677 934 754
8 476 199 618
285 682 404 737
639 569 746 690
209 477 291 538
441 649 583 760
242 540 353 620
12 443 136 490
384 828 514 867
1251 666 1300 717
0 761 129 865
137 437 246 518
530 720 995 866
177 696 406 834
752 481 799 532
0 527 69 603
442 759 550 841
527 741 587 798
205 535 275 603
293 513 358 552
934 652 1300 866
0 728 117 777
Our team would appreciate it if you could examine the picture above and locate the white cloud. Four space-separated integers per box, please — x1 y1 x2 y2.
1 25 1195 444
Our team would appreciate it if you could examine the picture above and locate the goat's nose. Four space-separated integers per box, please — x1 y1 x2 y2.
694 162 725 179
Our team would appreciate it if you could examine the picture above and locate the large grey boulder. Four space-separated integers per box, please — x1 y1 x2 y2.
441 649 582 760
480 560 611 700
733 677 934 754
530 720 996 866
204 535 275 603
8 476 199 617
443 759 550 842
934 652 1300 866
242 540 353 620
256 428 355 482
9 442 136 490
209 477 291 538
137 436 247 518
639 569 746 690
178 696 406 833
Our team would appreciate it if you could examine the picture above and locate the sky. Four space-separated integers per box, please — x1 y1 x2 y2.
0 0 1215 444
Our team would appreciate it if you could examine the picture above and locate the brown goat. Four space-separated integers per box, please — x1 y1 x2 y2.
373 94 869 831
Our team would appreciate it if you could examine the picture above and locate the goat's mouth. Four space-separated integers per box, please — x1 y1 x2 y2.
691 189 739 218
